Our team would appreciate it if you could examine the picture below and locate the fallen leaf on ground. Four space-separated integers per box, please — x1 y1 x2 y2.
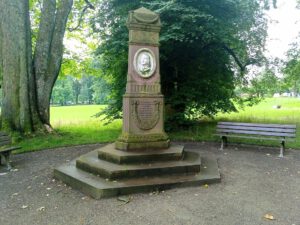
266 153 271 156
11 169 18 172
37 206 45 212
12 193 19 196
21 205 28 209
194 194 198 196
46 187 51 190
117 196 131 205
0 172 7 176
203 184 209 188
264 213 275 220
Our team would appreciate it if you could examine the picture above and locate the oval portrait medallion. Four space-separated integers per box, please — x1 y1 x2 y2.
134 48 156 78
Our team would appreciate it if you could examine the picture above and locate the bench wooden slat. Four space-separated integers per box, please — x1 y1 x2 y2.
216 129 296 137
0 132 8 137
0 136 11 141
0 140 11 146
218 122 296 129
213 134 295 141
217 125 296 133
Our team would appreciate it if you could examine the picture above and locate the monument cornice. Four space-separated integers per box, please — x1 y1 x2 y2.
123 93 164 98
128 42 160 47
126 23 161 32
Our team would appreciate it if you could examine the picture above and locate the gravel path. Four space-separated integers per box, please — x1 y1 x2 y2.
0 142 299 225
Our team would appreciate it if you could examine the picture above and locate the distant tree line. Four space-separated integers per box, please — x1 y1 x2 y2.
243 38 300 99
51 75 109 106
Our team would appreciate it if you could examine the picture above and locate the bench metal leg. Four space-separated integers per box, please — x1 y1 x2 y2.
279 141 285 158
220 136 227 151
1 152 12 171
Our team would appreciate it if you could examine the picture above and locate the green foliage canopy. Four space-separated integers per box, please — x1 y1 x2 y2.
91 0 268 127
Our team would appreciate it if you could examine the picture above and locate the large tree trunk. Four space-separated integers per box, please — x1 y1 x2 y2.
0 0 38 132
34 0 73 125
0 0 73 133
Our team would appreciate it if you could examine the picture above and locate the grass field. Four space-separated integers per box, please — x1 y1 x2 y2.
16 97 300 153
17 105 122 153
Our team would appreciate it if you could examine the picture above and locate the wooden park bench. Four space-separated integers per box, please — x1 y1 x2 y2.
0 132 21 170
215 122 296 157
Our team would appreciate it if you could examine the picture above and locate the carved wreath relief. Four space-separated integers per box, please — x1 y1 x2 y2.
131 100 160 130
134 48 156 78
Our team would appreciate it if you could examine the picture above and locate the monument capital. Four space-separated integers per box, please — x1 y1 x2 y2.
127 7 161 46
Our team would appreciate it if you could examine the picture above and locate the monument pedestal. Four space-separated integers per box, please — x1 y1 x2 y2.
54 7 220 199
115 93 170 151
54 144 220 199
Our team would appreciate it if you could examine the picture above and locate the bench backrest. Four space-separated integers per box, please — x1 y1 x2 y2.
0 132 12 146
216 122 296 138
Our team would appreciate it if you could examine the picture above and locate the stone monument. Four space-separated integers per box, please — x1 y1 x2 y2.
54 7 220 199
115 7 169 151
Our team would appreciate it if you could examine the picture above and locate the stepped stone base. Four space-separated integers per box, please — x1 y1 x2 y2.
115 133 170 151
54 144 221 199
98 143 184 164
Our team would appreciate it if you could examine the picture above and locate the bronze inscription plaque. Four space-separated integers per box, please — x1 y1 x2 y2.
132 100 160 130
138 102 153 120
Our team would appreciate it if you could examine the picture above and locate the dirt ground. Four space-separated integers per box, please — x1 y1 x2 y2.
0 142 299 225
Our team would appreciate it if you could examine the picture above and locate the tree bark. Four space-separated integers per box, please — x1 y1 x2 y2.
34 0 73 125
0 0 33 132
0 0 73 133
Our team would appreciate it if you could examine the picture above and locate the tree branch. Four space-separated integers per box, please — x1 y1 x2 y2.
221 45 246 71
68 0 95 32
203 42 260 72
84 0 95 10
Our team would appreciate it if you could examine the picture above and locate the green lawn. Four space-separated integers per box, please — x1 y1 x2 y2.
17 105 122 153
16 97 300 153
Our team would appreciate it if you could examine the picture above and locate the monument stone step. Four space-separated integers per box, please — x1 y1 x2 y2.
54 156 220 199
76 148 201 180
98 143 184 164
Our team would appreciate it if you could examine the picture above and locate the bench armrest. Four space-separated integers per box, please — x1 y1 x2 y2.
0 146 22 153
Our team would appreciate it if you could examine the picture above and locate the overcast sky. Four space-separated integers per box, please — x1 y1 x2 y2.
265 0 300 59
